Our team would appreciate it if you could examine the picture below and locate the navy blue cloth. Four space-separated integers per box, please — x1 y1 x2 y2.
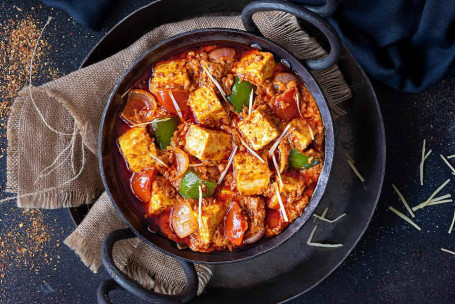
326 0 455 92
42 0 111 31
42 0 455 92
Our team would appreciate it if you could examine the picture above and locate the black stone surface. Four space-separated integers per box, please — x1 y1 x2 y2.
1 1 455 303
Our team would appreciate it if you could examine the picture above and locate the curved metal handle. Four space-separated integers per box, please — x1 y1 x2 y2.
98 228 198 304
291 0 338 17
242 0 341 70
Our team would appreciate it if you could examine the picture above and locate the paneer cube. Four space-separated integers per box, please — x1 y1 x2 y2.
117 127 159 173
233 152 271 195
198 203 225 245
147 176 177 215
185 125 232 160
288 118 313 152
150 59 190 91
188 87 228 126
233 51 275 85
238 105 279 150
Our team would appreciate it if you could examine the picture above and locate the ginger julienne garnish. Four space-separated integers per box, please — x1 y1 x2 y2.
346 153 365 183
307 225 343 248
388 206 421 231
419 139 432 186
392 184 415 218
440 154 455 175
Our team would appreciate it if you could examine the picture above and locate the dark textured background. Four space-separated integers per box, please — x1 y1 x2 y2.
1 1 455 303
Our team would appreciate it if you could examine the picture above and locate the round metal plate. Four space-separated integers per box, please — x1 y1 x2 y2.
68 0 385 302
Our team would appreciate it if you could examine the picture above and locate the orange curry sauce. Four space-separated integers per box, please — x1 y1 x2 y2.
114 43 324 252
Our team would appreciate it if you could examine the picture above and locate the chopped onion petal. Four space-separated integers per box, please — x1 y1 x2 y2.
189 163 205 167
217 145 238 185
169 91 183 119
240 138 265 163
448 154 455 159
388 206 421 231
275 183 288 222
268 124 292 157
392 184 415 218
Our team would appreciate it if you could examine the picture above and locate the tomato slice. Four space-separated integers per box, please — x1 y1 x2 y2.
266 209 282 229
272 88 300 121
224 202 248 246
121 89 157 124
153 90 189 116
131 169 157 203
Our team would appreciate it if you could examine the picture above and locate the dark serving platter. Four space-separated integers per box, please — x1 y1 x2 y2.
69 0 386 302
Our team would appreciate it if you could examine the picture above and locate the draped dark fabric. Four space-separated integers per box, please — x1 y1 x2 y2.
42 0 111 31
42 0 455 92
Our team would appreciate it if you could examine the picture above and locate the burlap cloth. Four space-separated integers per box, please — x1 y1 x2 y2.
6 12 351 296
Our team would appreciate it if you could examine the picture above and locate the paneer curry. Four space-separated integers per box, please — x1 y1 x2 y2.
115 44 325 252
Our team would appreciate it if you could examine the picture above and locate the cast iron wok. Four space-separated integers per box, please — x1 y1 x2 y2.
97 0 339 303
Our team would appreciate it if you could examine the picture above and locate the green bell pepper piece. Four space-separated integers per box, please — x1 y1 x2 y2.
151 116 179 150
227 77 254 113
178 170 216 199
289 149 320 169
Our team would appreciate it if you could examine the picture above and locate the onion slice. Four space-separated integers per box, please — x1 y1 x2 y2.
172 147 189 178
243 228 265 245
171 201 198 238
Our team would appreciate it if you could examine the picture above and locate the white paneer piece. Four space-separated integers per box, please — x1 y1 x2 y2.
117 127 159 173
185 125 232 160
238 105 279 150
188 86 228 126
288 118 313 152
233 152 271 195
